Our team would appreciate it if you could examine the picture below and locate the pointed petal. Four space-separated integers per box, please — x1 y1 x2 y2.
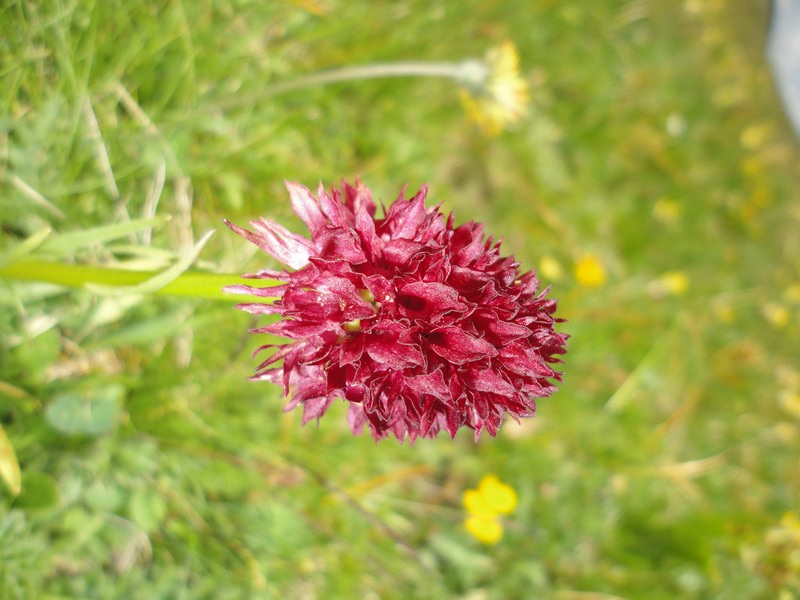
241 268 289 280
224 218 311 269
300 395 334 425
340 334 366 366
383 193 428 240
382 239 426 266
499 343 557 378
364 321 426 369
286 180 327 234
249 217 314 269
354 200 381 260
428 327 498 365
234 302 284 315
317 182 348 226
347 403 367 435
314 228 367 264
406 369 449 400
397 281 467 322
342 179 377 217
365 337 425 370
462 368 517 395
224 283 288 297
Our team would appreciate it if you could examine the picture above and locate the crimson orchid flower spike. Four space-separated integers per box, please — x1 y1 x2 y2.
225 180 567 443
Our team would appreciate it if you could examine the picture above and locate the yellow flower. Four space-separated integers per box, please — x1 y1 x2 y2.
661 271 689 295
711 298 735 323
476 474 518 515
740 122 772 150
458 41 529 136
784 283 800 303
464 514 504 545
539 255 564 281
463 488 497 518
781 512 800 533
763 303 790 329
462 475 518 544
779 390 800 419
652 197 682 225
649 271 689 298
574 255 606 287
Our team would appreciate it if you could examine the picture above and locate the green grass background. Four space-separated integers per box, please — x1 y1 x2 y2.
2 1 799 598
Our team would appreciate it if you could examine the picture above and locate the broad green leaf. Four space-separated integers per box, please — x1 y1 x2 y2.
0 424 21 496
44 384 125 436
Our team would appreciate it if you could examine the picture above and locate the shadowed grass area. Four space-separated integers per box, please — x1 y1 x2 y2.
2 0 799 598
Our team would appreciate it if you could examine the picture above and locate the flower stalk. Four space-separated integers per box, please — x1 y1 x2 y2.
0 259 268 302
217 60 488 108
218 42 528 135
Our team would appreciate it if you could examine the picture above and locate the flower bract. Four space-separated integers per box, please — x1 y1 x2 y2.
225 180 567 443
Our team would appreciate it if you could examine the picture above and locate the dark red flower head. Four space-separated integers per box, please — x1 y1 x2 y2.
224 180 567 443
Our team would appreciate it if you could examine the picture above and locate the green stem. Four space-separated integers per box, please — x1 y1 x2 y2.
215 61 478 110
0 260 275 302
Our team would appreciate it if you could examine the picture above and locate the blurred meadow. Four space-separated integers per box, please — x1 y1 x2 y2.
1 0 799 598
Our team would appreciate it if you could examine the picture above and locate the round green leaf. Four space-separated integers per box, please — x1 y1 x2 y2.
127 488 168 533
44 384 125 436
85 480 123 513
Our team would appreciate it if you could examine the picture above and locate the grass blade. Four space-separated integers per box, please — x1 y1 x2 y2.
39 217 167 255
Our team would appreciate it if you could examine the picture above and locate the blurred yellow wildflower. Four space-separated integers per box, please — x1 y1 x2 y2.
781 512 800 534
662 271 689 295
763 302 791 329
574 255 606 287
464 514 504 545
740 122 772 150
463 488 496 518
711 298 736 323
741 156 765 177
649 271 689 298
458 41 529 136
539 255 564 281
462 475 518 544
467 474 518 515
784 283 800 304
481 475 518 514
652 197 682 224
779 389 800 419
